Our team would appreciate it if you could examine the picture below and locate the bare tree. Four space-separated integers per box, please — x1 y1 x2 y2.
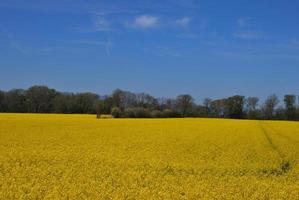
176 94 194 117
262 94 279 120
210 99 227 118
203 98 212 116
246 97 259 111
246 97 260 119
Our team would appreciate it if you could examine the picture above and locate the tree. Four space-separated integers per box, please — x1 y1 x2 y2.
203 98 212 116
135 93 158 110
0 90 7 112
112 89 139 111
26 86 58 113
262 94 279 120
96 97 114 116
246 97 259 111
176 94 194 117
284 94 296 120
225 95 245 119
5 89 26 113
210 99 227 118
275 106 286 120
158 98 176 111
73 93 99 114
112 89 124 110
246 97 259 119
96 99 104 117
2 85 299 121
53 93 77 113
195 105 208 117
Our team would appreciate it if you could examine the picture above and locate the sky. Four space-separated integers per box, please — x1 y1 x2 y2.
0 0 299 102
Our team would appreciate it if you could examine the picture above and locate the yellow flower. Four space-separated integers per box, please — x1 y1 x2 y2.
0 113 298 199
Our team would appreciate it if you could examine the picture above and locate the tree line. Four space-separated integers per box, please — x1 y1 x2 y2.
0 85 299 121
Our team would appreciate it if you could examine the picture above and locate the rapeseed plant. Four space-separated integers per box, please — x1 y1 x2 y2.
0 114 298 199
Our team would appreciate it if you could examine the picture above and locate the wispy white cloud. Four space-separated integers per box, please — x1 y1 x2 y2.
128 15 159 29
92 16 113 56
94 16 111 32
234 17 265 40
0 29 27 54
8 40 27 54
105 36 112 56
175 17 191 27
144 46 184 57
177 32 198 39
237 17 251 27
233 31 264 40
290 39 299 45
72 39 106 46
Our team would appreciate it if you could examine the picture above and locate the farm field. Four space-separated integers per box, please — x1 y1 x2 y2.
0 114 299 199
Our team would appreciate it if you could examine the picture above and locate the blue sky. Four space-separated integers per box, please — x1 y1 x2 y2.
0 0 299 101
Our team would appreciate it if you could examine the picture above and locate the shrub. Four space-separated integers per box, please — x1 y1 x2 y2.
99 114 113 119
162 109 182 118
151 110 163 118
123 108 135 118
111 107 122 118
124 107 151 118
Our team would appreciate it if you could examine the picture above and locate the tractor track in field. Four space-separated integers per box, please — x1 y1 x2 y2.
258 122 292 175
266 125 299 145
259 122 285 158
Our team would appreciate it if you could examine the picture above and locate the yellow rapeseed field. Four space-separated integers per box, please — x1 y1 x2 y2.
0 114 299 199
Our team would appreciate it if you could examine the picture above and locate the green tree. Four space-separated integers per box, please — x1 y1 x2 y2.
53 93 77 113
225 95 245 119
73 93 99 114
26 86 57 113
0 90 7 112
5 89 26 113
284 94 296 120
